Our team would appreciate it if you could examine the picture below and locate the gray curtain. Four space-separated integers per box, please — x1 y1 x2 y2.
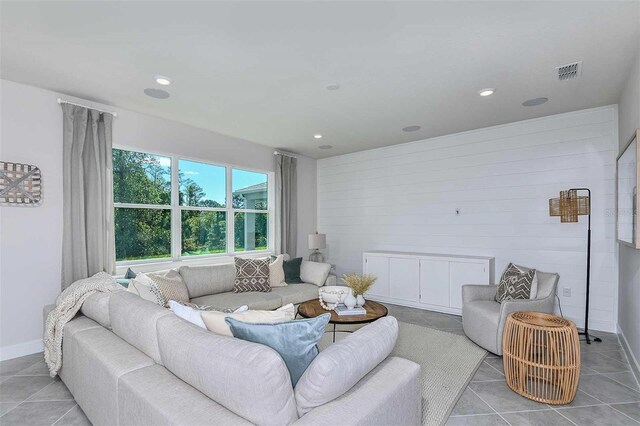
275 154 297 256
61 104 115 289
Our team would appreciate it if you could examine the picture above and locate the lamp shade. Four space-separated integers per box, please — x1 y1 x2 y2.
308 233 326 250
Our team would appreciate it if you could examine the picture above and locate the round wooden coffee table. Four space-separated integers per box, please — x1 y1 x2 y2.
297 299 388 342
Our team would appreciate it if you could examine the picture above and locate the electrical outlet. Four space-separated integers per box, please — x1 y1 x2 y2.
563 288 571 297
455 208 461 216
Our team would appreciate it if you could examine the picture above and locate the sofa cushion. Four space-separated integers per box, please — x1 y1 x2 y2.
156 314 299 426
234 257 271 293
147 269 190 307
269 255 287 287
300 261 331 287
118 364 252 426
271 284 320 305
60 320 155 426
127 274 164 306
179 263 236 298
80 292 112 329
201 304 295 337
190 291 282 311
294 316 398 416
226 314 331 386
110 291 172 364
283 257 304 284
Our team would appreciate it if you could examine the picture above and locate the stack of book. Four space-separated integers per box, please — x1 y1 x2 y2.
335 304 366 316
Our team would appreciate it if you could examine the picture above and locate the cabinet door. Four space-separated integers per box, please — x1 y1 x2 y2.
364 256 390 297
449 262 487 309
419 259 450 307
389 258 420 302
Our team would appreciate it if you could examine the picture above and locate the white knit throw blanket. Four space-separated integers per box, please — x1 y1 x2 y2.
44 272 123 377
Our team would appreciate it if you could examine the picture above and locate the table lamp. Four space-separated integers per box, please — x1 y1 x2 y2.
308 233 326 262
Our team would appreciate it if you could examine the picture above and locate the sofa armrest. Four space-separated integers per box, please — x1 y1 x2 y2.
323 274 336 287
462 284 497 303
293 357 421 426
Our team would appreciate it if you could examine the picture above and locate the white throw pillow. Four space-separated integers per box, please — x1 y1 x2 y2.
270 255 287 287
169 301 250 329
201 303 296 337
169 300 207 329
300 261 332 287
127 274 164 306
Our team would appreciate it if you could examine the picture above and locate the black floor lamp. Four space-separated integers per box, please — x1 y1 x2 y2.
549 188 601 344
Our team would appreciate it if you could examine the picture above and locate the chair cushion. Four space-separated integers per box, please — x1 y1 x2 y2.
295 316 398 416
178 263 236 298
226 314 331 386
300 261 331 287
271 284 320 305
190 291 282 311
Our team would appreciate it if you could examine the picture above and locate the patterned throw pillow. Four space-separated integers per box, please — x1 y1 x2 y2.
234 257 271 293
147 270 190 307
495 263 536 303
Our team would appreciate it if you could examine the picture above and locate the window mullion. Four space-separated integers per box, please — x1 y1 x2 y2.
226 166 234 254
171 156 181 260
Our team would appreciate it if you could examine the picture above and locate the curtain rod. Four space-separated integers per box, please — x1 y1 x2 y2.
273 150 297 158
57 98 118 117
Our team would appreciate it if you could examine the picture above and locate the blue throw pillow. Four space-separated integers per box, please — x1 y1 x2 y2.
225 314 331 385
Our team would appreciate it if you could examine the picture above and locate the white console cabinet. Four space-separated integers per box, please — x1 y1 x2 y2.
363 251 494 315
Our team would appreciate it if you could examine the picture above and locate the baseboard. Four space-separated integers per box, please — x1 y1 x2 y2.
0 339 43 361
617 325 640 385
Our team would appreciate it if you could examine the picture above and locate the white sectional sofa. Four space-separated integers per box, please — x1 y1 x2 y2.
46 262 422 425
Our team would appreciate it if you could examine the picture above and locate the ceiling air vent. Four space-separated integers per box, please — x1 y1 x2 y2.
556 61 582 81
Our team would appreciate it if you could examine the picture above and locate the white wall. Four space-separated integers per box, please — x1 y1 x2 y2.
617 51 640 375
0 79 317 360
318 106 619 332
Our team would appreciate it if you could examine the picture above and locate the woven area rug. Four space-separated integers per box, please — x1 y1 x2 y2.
319 321 486 426
392 322 487 426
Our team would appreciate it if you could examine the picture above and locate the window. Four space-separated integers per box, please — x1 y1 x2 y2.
113 148 272 263
232 169 269 251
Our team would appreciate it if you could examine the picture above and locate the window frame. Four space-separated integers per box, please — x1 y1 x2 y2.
113 145 275 267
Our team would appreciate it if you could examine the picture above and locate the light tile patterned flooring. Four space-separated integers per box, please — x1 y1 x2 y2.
0 304 638 425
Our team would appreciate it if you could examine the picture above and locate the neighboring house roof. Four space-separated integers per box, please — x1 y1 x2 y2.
232 182 267 196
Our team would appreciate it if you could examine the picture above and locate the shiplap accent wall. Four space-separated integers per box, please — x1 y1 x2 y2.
318 106 618 332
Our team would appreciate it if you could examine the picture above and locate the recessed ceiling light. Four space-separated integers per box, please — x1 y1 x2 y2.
154 75 172 86
326 83 340 91
314 134 323 139
522 97 549 107
318 145 333 150
144 88 170 99
479 88 495 97
402 125 421 132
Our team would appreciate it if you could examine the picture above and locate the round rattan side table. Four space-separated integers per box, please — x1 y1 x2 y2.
502 311 580 405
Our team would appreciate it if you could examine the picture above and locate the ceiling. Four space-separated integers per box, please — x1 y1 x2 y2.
1 1 639 159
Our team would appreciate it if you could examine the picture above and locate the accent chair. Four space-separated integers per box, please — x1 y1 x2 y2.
461 267 559 355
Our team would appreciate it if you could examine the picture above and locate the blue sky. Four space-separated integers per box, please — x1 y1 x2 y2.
179 159 266 204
